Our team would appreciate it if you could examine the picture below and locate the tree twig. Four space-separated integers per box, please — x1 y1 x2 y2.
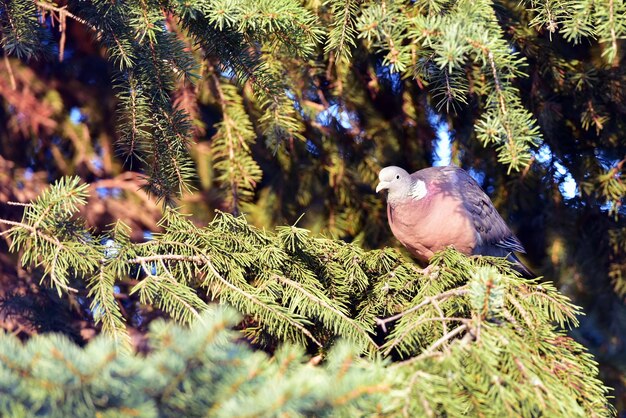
376 287 469 331
3 52 16 90
396 324 468 367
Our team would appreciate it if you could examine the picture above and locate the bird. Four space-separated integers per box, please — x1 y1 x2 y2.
375 165 532 277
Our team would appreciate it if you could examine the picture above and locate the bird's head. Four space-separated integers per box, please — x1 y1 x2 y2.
376 166 429 205
376 166 410 193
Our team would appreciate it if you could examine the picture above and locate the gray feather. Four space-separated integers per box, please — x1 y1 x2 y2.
450 167 526 255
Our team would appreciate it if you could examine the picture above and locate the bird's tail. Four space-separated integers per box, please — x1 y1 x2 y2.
507 253 535 278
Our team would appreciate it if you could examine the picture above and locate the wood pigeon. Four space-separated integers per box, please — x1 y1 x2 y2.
376 165 532 277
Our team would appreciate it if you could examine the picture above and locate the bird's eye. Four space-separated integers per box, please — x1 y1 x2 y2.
396 175 400 179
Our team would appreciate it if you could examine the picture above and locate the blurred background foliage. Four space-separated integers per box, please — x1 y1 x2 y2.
0 0 625 413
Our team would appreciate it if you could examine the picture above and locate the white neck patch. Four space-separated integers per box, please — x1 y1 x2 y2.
411 179 428 200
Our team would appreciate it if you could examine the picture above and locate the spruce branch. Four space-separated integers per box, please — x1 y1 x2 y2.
88 262 130 348
401 323 470 364
2 0 324 201
0 177 615 416
325 0 360 64
376 287 469 332
0 307 388 416
201 253 325 348
210 72 262 214
36 1 94 30
0 0 49 59
274 274 379 350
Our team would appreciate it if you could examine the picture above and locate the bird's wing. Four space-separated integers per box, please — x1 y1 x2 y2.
451 167 526 254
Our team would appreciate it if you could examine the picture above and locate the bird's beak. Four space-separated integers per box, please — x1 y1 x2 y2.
376 182 389 193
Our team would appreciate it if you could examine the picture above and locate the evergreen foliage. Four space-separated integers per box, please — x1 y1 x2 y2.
7 0 620 197
0 0 47 59
1 0 626 415
0 307 388 417
0 177 614 416
210 79 263 214
528 0 626 65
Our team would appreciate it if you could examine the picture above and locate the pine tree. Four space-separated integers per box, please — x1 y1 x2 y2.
1 0 625 415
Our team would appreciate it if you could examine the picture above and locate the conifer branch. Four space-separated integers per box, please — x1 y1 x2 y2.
36 2 93 30
275 274 378 350
400 323 469 365
0 308 389 416
0 177 615 416
376 287 469 331
607 0 618 65
203 256 324 348
325 0 360 64
2 52 16 90
89 263 130 347
0 218 77 293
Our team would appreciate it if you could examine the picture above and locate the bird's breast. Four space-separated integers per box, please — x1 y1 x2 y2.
388 193 476 261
